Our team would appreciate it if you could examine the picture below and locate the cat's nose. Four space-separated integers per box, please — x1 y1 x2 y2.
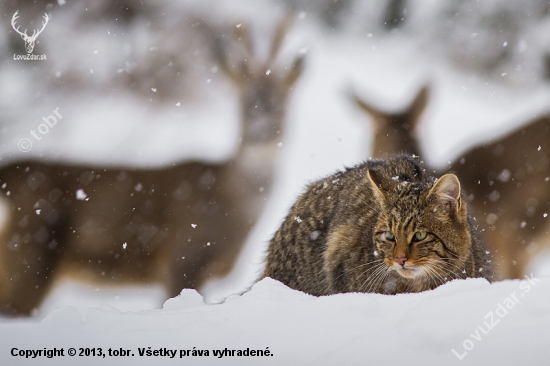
394 257 407 266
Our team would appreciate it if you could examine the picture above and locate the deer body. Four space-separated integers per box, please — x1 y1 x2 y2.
352 86 550 279
0 149 270 314
0 18 303 316
446 117 550 278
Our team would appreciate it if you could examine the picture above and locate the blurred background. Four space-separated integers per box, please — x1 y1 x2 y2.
1 0 550 318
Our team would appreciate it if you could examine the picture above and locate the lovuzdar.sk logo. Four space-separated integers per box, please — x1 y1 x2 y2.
11 10 49 61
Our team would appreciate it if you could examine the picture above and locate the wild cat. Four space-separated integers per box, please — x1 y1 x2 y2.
263 156 493 295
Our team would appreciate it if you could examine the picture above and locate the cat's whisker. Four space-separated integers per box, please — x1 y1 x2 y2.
373 266 391 292
340 259 385 279
428 265 448 285
356 264 385 290
433 257 468 273
420 266 437 289
361 265 387 293
362 264 388 293
428 263 459 282
429 260 463 280
351 262 386 286
428 263 465 287
424 265 447 287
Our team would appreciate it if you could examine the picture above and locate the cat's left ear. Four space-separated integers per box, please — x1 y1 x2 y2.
428 174 462 213
367 169 388 205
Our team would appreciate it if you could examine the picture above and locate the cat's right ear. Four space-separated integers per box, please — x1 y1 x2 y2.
427 174 463 217
367 169 388 205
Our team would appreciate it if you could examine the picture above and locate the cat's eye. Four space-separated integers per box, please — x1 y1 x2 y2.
413 231 427 241
384 231 395 241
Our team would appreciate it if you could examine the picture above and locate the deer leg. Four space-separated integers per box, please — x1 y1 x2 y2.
167 236 203 298
0 225 64 316
166 225 245 298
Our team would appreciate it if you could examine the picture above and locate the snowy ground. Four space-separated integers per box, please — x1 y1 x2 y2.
2 276 550 365
1 0 550 364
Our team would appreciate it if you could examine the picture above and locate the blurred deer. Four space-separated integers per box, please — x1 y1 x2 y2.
0 18 304 316
351 85 550 279
350 86 428 158
11 11 49 54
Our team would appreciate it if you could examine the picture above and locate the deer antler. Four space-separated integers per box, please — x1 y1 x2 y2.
11 11 49 41
267 13 296 66
234 24 255 60
29 13 49 41
11 11 28 38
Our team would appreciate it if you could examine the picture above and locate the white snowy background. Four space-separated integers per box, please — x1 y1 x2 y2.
1 0 550 364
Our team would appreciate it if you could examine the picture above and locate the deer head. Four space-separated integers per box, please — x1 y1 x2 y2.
215 16 304 145
11 11 49 54
350 85 429 158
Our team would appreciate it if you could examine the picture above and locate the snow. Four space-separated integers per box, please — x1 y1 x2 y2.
2 277 550 365
1 0 550 363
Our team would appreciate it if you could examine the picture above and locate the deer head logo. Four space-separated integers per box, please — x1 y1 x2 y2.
11 11 49 54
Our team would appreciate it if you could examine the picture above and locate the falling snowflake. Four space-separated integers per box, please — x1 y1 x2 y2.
175 102 181 107
266 70 271 75
293 216 302 223
191 224 197 228
544 213 548 218
122 243 127 249
520 221 527 228
151 88 157 93
374 250 379 257
76 189 87 200
310 231 321 240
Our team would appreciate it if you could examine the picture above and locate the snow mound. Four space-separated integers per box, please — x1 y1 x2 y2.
2 276 549 365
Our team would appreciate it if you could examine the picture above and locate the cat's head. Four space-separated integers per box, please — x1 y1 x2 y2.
367 165 473 285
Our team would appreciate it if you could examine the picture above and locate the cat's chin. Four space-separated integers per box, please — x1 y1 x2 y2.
394 266 423 279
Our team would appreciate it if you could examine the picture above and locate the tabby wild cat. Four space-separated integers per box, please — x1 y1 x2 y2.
263 156 493 295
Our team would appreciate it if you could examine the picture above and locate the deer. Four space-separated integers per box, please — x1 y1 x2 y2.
349 85 428 159
0 18 304 316
11 11 49 54
351 85 550 280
